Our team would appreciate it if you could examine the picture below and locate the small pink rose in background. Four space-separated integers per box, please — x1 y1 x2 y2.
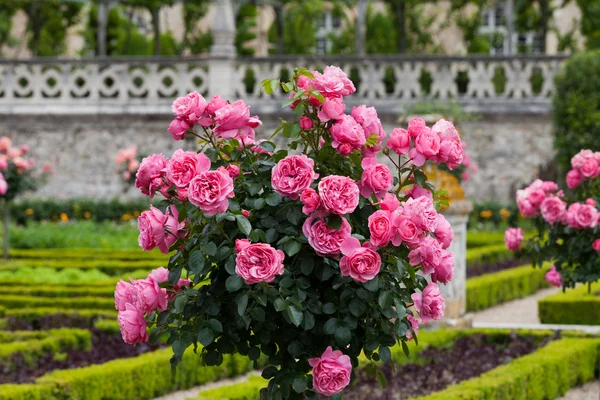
188 167 235 216
302 216 352 257
168 117 190 141
329 114 367 156
339 237 382 282
242 209 250 218
540 196 567 225
117 303 148 345
432 250 454 284
388 127 411 155
505 227 524 252
299 116 313 130
411 282 445 323
226 164 240 178
0 137 11 153
566 169 583 189
586 198 597 207
318 175 360 215
545 265 562 288
271 155 318 199
359 157 393 200
308 346 352 397
300 188 321 216
405 315 419 341
368 209 394 247
593 239 600 251
235 240 285 284
434 214 454 250
0 175 7 196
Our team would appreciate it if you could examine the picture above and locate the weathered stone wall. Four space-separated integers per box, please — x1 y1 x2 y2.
0 113 554 203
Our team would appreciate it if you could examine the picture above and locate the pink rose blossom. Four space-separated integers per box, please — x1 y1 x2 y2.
566 169 583 189
188 167 235 216
504 227 524 252
593 239 600 251
368 210 394 247
431 119 464 170
235 240 285 285
318 97 346 122
586 198 597 207
527 189 546 208
392 212 422 248
545 265 562 288
148 267 169 283
242 209 250 218
405 184 433 200
132 277 168 313
329 115 366 156
118 303 148 345
213 100 261 143
434 214 454 249
571 203 599 229
166 149 211 189
318 175 360 215
379 192 400 212
114 280 134 311
271 155 318 199
411 282 445 323
405 315 419 341
235 238 251 253
135 154 167 197
0 137 11 152
0 176 7 196
571 149 594 169
167 118 191 141
308 346 352 397
540 196 567 225
407 118 427 137
408 235 442 275
402 196 439 232
311 66 356 99
581 158 599 178
432 250 454 284
300 188 321 215
408 127 440 167
351 105 385 156
171 91 207 122
388 128 411 155
226 164 240 178
359 157 393 200
198 95 228 127
339 237 381 282
302 216 352 257
300 116 313 130
115 146 136 164
516 188 538 217
138 205 186 254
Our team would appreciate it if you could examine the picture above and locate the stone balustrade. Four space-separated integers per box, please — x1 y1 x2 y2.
0 54 566 115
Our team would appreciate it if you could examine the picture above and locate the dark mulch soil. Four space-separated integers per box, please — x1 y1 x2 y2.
344 333 554 400
1 314 162 384
467 258 529 278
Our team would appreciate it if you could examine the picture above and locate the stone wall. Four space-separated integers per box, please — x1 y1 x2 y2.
0 113 555 203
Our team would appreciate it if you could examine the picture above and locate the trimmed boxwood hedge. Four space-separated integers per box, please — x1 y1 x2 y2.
466 231 506 248
538 283 600 325
466 264 550 312
418 337 600 399
0 259 158 274
1 307 116 324
466 244 513 267
0 285 115 298
8 248 168 262
0 295 115 310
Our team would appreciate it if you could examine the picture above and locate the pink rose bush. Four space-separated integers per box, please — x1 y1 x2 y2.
115 146 142 185
506 149 600 290
0 136 50 202
118 67 460 398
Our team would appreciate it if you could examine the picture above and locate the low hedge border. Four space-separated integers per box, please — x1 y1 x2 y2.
466 232 506 248
417 337 600 399
0 328 91 370
0 295 115 311
0 331 50 344
0 285 115 298
8 248 169 262
466 244 514 267
0 259 158 274
538 283 600 325
466 264 550 312
0 269 147 287
0 308 116 329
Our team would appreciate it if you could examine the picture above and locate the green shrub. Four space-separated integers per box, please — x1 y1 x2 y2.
466 231 506 248
468 201 520 230
8 248 168 262
0 330 49 344
93 319 121 334
538 283 600 325
0 295 115 310
0 258 158 275
466 244 514 266
0 285 115 298
0 384 53 400
417 337 600 399
196 375 265 400
553 51 600 174
466 264 550 311
0 328 91 370
0 267 112 285
4 307 115 321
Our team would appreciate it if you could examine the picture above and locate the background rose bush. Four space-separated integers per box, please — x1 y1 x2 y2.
115 66 466 399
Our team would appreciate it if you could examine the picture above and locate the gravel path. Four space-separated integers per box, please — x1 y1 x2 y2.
468 287 560 325
558 381 600 400
153 372 258 400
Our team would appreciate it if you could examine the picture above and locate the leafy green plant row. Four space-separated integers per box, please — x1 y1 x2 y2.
0 307 116 326
466 264 550 312
8 248 168 262
0 266 146 286
538 283 600 325
0 285 115 299
0 328 91 371
466 231 506 248
466 243 514 267
0 258 159 275
0 295 115 311
419 337 600 399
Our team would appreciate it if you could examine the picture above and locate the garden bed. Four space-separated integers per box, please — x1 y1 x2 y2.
538 283 600 325
466 258 528 278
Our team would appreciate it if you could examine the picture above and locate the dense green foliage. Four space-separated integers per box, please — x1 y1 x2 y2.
466 264 550 311
553 51 600 174
538 282 600 325
466 243 514 266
